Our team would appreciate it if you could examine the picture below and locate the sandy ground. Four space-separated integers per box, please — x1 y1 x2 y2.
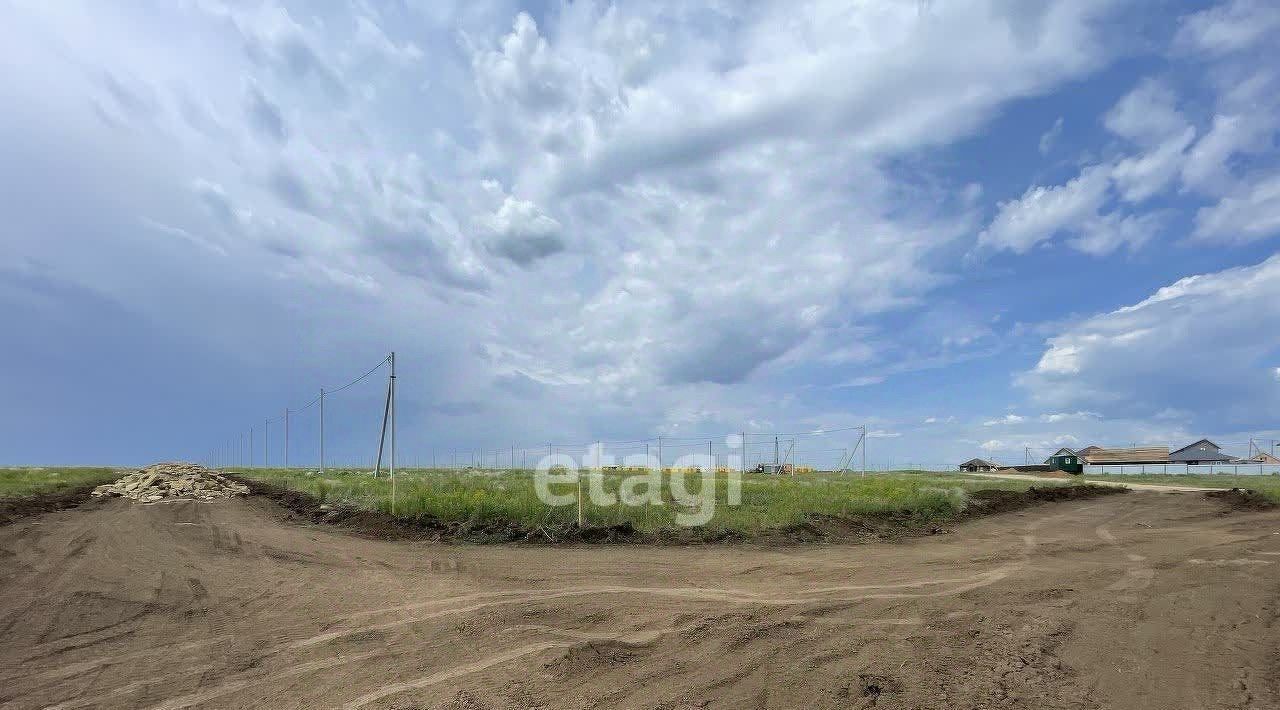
1 493 1278 709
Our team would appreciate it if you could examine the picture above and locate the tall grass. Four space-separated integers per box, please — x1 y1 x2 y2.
233 467 1059 535
0 467 119 497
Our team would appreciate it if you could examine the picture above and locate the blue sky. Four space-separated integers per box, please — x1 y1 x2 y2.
1 0 1278 468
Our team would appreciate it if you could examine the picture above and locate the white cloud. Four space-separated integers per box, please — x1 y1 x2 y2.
480 195 565 266
1181 113 1275 195
1192 174 1280 244
1039 411 1100 423
1068 210 1165 256
1038 117 1064 155
1174 0 1280 56
17 0 1260 465
1103 79 1189 148
983 414 1026 426
1110 127 1196 203
838 376 886 388
1020 253 1280 428
867 429 901 439
353 15 423 64
978 165 1111 253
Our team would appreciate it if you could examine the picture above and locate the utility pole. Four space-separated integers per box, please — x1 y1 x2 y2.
284 408 290 469
861 425 866 477
657 436 663 472
264 419 269 467
249 427 254 468
742 431 747 475
774 436 780 474
319 388 326 475
390 351 397 514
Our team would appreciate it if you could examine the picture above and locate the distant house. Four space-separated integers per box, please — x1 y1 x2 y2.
1168 439 1234 464
959 458 999 472
1244 451 1280 465
1044 448 1083 474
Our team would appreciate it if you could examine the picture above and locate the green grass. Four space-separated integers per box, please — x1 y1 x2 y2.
231 466 1070 537
0 467 119 497
1081 472 1280 502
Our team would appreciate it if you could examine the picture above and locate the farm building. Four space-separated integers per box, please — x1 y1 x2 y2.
1245 451 1280 464
1044 448 1083 474
1168 439 1234 464
958 458 999 472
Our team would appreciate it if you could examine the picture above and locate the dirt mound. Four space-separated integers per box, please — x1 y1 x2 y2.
965 484 1124 516
1205 487 1277 511
0 484 105 526
92 462 248 503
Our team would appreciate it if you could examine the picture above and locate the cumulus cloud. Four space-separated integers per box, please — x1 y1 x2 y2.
13 0 1268 465
1019 254 1280 428
983 414 1026 426
480 196 565 267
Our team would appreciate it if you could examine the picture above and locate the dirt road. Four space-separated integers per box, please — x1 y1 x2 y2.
968 471 1224 492
1 493 1277 709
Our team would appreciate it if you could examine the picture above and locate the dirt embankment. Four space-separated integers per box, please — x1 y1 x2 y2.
0 484 106 526
1205 486 1278 511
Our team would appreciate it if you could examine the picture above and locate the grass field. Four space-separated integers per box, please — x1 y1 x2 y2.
0 466 1136 539
0 467 118 497
229 466 1075 538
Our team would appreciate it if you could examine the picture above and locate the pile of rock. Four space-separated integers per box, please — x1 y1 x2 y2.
92 462 250 503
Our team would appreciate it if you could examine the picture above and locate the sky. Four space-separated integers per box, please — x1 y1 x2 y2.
1 0 1278 469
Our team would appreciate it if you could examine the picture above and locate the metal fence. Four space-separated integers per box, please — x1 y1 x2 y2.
1084 463 1280 476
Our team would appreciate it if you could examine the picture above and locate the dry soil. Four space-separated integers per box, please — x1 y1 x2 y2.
1 491 1277 709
